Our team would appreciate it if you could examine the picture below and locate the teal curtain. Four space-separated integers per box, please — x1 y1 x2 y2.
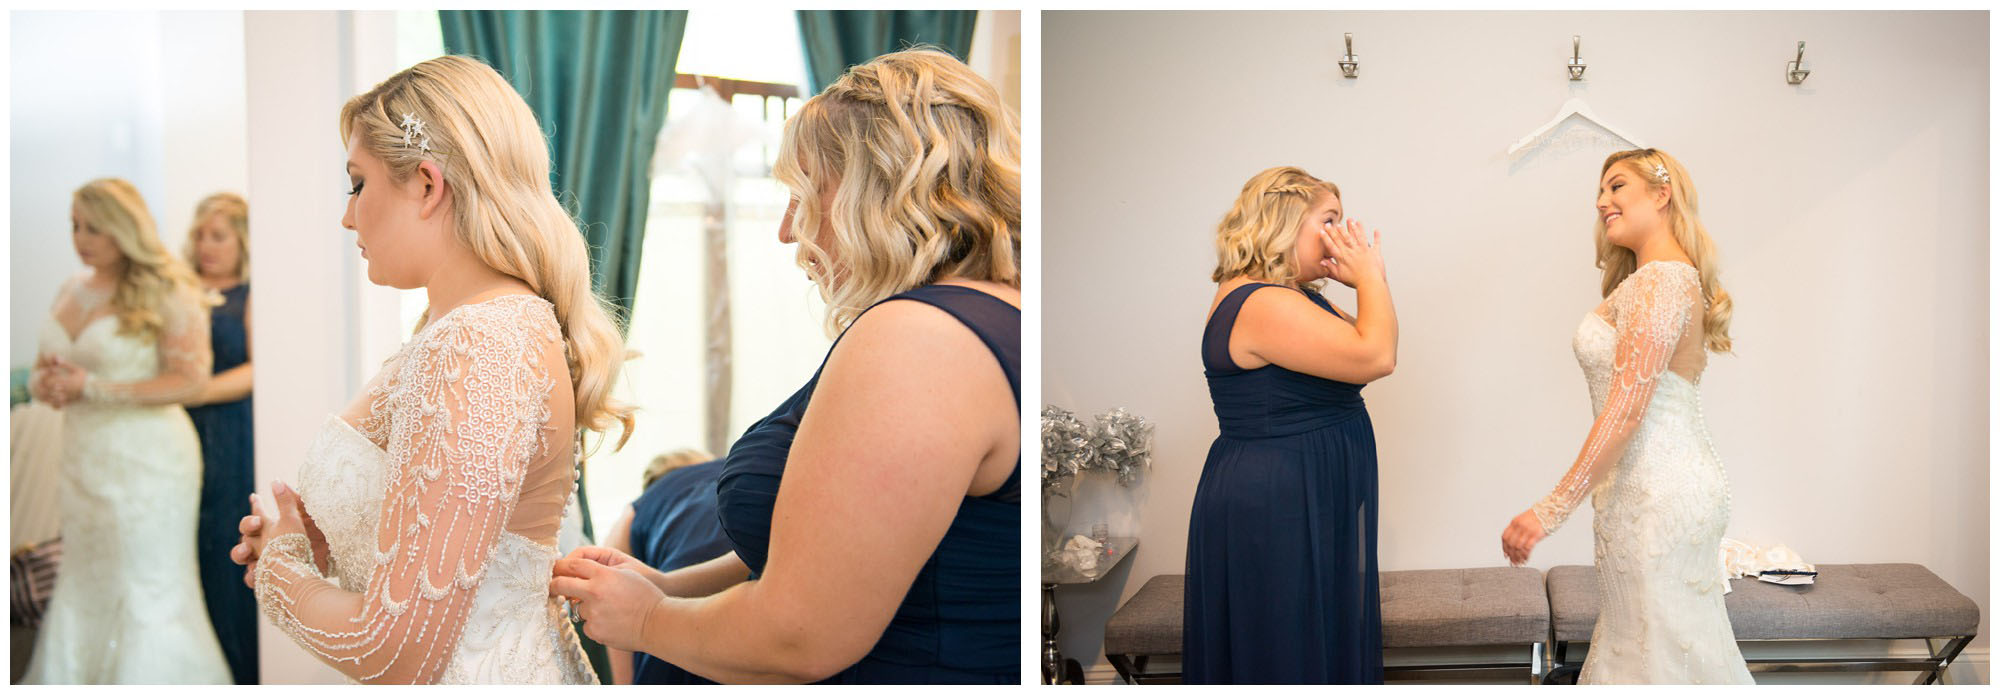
438 10 686 320
797 11 977 94
439 12 685 682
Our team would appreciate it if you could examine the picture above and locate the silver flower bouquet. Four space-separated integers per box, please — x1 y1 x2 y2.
1086 408 1154 487
1041 405 1155 577
1041 405 1092 498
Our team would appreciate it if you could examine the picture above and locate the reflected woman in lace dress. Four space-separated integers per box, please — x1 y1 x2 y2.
1500 149 1752 684
227 55 632 684
551 48 1022 684
24 178 232 684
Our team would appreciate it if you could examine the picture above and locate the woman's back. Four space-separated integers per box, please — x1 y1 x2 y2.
715 284 1021 683
1186 280 1383 684
1201 282 1368 439
278 294 593 684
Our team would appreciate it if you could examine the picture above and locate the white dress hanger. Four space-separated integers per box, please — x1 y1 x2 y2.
1507 97 1646 155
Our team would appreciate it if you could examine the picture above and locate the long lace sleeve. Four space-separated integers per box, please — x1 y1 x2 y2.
1531 263 1701 534
81 285 213 405
31 276 81 403
255 318 555 684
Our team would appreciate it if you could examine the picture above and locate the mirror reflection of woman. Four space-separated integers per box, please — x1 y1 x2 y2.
179 192 258 684
551 48 1022 684
1185 167 1396 684
23 178 232 684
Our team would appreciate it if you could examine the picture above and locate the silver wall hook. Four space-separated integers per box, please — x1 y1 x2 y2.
1567 35 1587 81
1786 41 1810 85
1339 33 1359 78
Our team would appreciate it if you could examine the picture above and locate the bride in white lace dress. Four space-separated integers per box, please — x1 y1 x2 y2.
24 178 233 684
1501 149 1753 684
229 55 632 684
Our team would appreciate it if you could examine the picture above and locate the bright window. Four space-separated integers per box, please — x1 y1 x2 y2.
584 10 829 538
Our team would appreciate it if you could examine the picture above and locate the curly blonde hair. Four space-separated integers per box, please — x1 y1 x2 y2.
73 178 203 341
1210 166 1341 289
340 55 635 444
774 47 1021 337
183 192 249 283
1595 148 1733 353
641 447 715 490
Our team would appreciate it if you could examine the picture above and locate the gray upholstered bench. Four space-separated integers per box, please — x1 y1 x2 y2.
1546 563 1981 685
1382 566 1549 683
1102 574 1183 684
1102 568 1551 684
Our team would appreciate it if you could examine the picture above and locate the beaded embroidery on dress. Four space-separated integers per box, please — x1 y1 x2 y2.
256 294 595 684
1540 261 1752 684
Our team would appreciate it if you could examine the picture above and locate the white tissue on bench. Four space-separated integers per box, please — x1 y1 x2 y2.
1719 538 1816 593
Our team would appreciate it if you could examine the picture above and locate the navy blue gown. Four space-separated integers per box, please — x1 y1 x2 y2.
187 283 256 684
1183 282 1382 684
628 459 734 685
715 284 1021 684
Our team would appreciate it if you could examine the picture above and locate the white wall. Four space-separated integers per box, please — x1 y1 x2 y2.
10 11 247 367
244 10 409 684
1043 11 1989 681
970 10 1023 115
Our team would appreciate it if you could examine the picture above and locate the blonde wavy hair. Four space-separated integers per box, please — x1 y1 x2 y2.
1210 166 1341 289
340 55 634 445
774 47 1021 337
183 191 249 283
641 447 715 490
73 178 203 341
1594 148 1733 353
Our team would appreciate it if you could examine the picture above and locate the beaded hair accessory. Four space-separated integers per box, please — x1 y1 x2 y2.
1652 163 1670 184
399 112 433 155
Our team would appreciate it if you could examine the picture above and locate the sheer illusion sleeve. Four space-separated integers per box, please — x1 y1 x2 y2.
31 275 83 402
81 285 213 405
255 318 555 684
1531 263 1701 535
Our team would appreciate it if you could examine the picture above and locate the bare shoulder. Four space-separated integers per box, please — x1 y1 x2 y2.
828 297 995 378
813 292 1016 432
1235 283 1327 332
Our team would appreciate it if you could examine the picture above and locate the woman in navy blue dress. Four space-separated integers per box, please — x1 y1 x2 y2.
1185 166 1397 684
599 449 731 685
179 193 257 684
551 48 1021 684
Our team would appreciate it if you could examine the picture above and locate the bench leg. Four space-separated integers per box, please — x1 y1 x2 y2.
1530 642 1545 685
1533 634 1978 684
1107 654 1136 685
1545 641 1579 685
1919 635 1973 685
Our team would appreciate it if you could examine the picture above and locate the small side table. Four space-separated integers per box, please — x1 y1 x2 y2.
1042 536 1139 684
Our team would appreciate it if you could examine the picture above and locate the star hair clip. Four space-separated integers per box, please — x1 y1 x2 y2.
1652 163 1670 184
399 112 433 156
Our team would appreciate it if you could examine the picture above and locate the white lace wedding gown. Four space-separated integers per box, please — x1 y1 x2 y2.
255 294 595 684
1532 260 1753 684
23 274 233 684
